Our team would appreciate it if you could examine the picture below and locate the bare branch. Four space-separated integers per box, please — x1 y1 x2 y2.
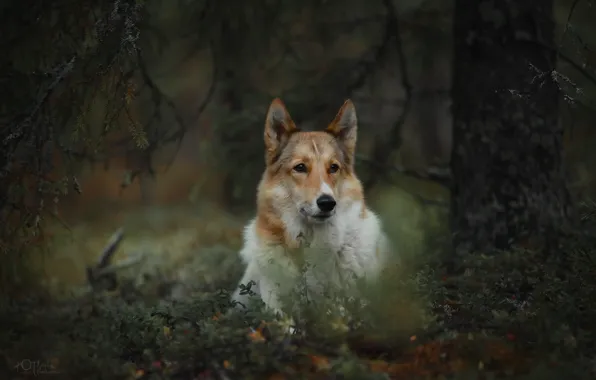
515 38 596 89
558 0 582 51
163 40 218 171
86 227 124 291
365 0 414 189
98 228 125 270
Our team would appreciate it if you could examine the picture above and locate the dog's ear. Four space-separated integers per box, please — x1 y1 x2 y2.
326 99 358 164
264 98 298 164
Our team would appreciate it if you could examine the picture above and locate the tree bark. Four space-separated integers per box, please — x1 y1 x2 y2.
450 0 573 254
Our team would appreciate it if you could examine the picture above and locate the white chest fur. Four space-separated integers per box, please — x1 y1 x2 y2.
233 201 389 313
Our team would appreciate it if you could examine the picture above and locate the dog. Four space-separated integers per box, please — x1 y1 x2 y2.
231 98 392 317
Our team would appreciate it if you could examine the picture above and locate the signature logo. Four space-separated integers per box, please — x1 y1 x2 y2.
13 359 59 376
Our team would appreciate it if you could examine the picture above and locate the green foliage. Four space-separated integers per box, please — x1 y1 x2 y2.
0 0 146 287
3 202 596 379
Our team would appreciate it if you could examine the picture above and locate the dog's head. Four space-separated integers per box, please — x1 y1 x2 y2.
259 98 363 224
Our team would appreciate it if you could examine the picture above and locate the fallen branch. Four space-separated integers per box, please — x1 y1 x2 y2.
86 228 124 291
93 251 146 277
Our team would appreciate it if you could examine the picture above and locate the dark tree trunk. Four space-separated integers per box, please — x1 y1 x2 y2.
450 0 573 254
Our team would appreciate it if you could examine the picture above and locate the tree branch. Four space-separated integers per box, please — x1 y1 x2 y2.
164 39 218 170
365 0 413 190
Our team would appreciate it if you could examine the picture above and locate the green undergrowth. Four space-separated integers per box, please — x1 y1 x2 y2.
2 205 596 379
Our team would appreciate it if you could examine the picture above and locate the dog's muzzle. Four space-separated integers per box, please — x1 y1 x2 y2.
300 207 334 222
311 212 333 221
300 194 337 223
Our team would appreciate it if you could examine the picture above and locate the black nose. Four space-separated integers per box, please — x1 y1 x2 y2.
316 194 336 212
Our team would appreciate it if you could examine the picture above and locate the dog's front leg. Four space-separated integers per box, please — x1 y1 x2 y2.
259 278 286 315
232 261 262 309
259 278 297 334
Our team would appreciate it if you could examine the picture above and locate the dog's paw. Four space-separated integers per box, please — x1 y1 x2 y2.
273 310 297 335
338 305 347 318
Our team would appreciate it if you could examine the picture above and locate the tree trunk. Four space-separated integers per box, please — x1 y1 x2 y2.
450 0 573 254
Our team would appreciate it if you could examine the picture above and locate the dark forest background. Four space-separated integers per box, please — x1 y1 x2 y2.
2 0 596 379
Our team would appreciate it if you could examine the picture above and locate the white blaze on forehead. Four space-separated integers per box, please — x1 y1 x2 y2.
319 179 334 196
311 139 320 156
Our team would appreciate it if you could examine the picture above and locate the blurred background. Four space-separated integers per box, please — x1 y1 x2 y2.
2 0 595 300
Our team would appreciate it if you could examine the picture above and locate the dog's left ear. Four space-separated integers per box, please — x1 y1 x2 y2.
326 99 358 164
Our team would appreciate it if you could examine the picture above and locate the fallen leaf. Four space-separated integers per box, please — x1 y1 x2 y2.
369 359 390 373
248 328 266 342
309 355 331 371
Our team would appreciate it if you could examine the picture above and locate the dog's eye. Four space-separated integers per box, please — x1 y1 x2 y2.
293 163 307 173
329 163 340 173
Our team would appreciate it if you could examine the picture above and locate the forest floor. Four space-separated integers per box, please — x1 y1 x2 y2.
2 202 596 380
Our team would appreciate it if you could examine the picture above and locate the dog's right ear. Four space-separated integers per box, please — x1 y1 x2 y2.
264 98 298 164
